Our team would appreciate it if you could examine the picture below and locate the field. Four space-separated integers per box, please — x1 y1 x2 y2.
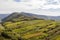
0 19 60 40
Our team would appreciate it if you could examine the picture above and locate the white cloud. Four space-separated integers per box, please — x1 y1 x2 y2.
0 0 60 16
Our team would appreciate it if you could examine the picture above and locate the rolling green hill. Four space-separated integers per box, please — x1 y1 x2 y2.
0 12 60 40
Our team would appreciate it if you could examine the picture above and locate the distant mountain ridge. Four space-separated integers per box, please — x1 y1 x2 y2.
1 12 60 22
0 14 9 22
2 12 40 22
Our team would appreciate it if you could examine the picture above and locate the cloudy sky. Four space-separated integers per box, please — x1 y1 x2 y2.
0 0 60 16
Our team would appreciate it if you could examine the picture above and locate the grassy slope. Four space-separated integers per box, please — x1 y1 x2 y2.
0 19 60 40
51 35 60 40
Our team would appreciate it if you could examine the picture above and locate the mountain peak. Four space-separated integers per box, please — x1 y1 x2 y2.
2 12 39 22
1 12 60 23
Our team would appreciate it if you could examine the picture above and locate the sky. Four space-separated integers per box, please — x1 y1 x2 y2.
0 0 60 16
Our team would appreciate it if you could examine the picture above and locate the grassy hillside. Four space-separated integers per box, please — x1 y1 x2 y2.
0 19 60 40
0 13 60 40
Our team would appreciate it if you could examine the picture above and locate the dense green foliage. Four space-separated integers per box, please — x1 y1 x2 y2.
0 18 60 40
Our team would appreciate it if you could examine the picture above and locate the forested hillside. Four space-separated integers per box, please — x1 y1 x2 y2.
0 12 60 40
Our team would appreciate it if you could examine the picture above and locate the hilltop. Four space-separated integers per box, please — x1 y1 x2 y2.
1 12 60 23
